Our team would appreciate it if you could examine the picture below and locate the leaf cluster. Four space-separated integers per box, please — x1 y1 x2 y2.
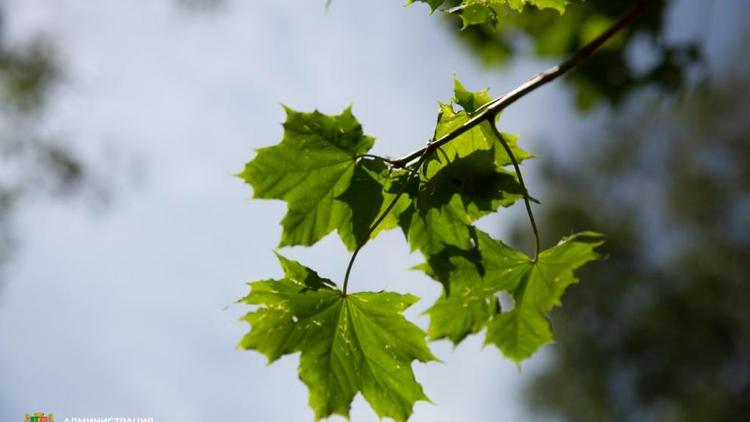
237 77 603 420
408 0 569 28
438 0 702 110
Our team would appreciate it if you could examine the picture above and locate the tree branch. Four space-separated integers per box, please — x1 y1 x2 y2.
342 0 658 291
391 0 659 168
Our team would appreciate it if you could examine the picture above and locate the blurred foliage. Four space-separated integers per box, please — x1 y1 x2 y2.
519 68 750 420
0 36 86 197
0 38 56 113
443 0 702 110
0 10 90 278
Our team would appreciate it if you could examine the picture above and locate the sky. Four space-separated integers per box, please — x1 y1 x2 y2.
0 1 745 421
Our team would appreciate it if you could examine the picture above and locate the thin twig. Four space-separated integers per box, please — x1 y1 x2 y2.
342 148 431 295
490 123 540 262
391 0 659 168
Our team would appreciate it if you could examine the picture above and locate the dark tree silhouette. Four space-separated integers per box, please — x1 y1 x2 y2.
521 65 750 421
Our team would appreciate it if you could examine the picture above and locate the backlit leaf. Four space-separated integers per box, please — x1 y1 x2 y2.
239 107 390 250
239 255 437 421
418 229 603 362
399 78 531 255
408 0 569 28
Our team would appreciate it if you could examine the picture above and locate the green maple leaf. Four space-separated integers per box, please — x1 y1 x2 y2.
239 254 437 421
399 78 531 256
486 231 604 362
419 228 603 362
239 106 388 250
417 227 528 342
453 3 501 28
429 78 533 175
408 0 568 28
402 148 523 255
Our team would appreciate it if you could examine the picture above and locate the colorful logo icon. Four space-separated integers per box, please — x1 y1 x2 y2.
25 413 54 422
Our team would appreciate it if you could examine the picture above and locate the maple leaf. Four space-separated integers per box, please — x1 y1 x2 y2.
399 78 531 255
239 254 437 421
486 231 604 362
419 228 603 362
239 106 388 250
431 78 533 170
408 0 569 28
402 148 524 254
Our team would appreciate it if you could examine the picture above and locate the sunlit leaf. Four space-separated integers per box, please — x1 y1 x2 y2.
399 78 531 255
239 255 437 421
409 0 569 28
486 231 604 362
239 107 390 250
419 229 603 362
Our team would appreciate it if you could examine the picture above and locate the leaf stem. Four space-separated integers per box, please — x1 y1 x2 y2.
490 122 540 262
342 148 431 295
391 0 658 168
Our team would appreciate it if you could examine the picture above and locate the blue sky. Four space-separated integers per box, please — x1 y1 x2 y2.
1 1 746 421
